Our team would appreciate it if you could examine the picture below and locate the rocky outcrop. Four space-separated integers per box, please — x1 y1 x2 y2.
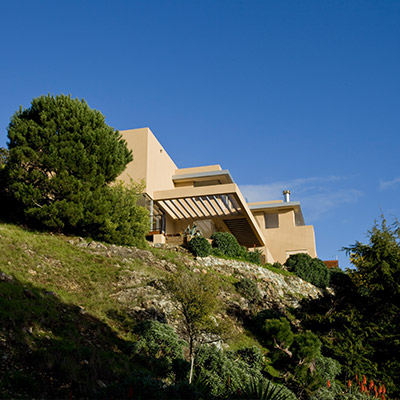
196 256 326 310
67 239 328 335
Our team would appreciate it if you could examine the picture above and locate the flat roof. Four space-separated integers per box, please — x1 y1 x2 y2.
248 201 301 210
172 169 234 183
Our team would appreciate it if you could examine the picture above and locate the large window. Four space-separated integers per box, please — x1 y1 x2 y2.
264 213 279 229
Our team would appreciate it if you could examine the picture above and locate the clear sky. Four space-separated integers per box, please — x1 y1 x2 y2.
1 0 399 268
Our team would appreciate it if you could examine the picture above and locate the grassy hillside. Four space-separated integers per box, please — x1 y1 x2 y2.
0 223 305 399
0 223 180 398
4 222 391 400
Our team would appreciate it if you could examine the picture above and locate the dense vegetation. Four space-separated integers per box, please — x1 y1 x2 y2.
1 220 398 399
188 231 263 264
296 219 400 398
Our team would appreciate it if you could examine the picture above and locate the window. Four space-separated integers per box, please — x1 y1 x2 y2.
264 213 279 229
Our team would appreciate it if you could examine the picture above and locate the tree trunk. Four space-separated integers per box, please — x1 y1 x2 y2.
188 336 194 384
189 353 195 384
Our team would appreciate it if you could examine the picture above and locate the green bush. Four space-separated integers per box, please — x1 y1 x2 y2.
211 232 243 258
210 232 262 264
194 345 262 397
188 236 212 257
131 320 187 378
194 345 295 399
245 249 263 264
84 181 149 247
273 262 283 269
263 318 294 353
235 277 262 304
235 346 264 370
284 253 330 288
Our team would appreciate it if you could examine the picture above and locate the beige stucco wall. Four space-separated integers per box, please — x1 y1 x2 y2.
118 128 149 187
118 128 177 198
253 209 317 264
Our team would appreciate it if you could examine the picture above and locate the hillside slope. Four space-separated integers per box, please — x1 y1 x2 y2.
0 223 324 399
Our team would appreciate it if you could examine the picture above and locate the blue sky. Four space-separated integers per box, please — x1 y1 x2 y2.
1 0 399 268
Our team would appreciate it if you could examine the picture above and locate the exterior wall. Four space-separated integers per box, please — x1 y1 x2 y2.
118 128 177 198
146 129 177 197
253 209 317 264
118 128 149 187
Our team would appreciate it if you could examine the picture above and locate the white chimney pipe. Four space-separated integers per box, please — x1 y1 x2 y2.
283 190 291 202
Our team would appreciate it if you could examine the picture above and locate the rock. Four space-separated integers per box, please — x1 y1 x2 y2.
23 289 36 299
0 272 13 282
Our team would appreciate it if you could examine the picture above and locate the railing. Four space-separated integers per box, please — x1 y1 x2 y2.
150 214 165 233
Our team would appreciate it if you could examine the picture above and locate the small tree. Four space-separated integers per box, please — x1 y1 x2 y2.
263 318 294 358
165 269 221 384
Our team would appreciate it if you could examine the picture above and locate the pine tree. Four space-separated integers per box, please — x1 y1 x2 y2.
4 94 132 233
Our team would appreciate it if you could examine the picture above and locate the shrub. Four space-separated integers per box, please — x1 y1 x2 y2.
131 320 187 378
263 318 294 351
284 253 330 288
245 249 263 264
236 376 297 400
194 345 262 397
194 345 296 399
84 180 149 247
211 232 243 258
187 236 212 257
235 346 265 370
235 277 262 304
315 354 341 383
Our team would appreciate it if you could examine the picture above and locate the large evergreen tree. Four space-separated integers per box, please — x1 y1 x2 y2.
297 218 400 397
4 94 133 233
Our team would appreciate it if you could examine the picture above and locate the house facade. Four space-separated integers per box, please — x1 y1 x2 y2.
118 127 317 264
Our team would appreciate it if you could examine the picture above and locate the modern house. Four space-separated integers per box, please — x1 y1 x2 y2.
118 128 317 264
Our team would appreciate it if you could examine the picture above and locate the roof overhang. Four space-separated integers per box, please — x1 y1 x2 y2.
248 201 305 226
153 183 265 248
172 169 234 185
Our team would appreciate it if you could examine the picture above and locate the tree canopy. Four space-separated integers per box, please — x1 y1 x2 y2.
2 94 148 246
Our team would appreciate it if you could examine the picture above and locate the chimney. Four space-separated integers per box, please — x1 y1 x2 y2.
283 190 291 202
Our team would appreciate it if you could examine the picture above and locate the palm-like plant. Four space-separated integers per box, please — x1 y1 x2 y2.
232 377 294 400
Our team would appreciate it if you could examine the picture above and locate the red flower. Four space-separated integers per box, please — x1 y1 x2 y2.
327 379 331 388
370 379 374 389
348 380 352 388
363 375 367 384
